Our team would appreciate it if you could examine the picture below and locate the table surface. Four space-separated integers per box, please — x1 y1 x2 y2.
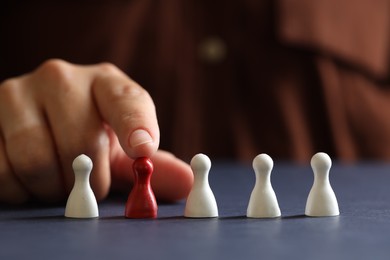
1 161 390 260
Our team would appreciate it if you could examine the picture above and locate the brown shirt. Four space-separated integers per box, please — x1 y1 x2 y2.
1 0 389 162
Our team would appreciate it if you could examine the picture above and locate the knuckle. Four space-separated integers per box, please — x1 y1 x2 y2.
110 83 150 103
110 85 156 129
120 110 148 125
0 77 19 89
0 78 22 104
36 59 74 90
38 59 69 75
97 62 120 74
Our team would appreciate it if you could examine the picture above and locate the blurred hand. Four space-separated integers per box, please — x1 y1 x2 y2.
0 59 193 204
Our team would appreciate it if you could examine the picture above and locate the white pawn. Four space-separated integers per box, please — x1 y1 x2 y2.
184 153 218 218
65 154 99 218
305 152 339 217
247 154 281 218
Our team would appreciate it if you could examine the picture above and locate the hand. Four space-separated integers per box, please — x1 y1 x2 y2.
0 59 193 204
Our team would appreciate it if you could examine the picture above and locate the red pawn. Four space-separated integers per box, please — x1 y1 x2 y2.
125 157 158 218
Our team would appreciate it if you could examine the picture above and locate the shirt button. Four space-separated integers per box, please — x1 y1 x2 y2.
198 36 227 63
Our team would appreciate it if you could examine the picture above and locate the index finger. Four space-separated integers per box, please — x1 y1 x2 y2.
91 64 160 159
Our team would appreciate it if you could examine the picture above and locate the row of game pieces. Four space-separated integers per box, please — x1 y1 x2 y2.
186 152 339 218
64 152 340 219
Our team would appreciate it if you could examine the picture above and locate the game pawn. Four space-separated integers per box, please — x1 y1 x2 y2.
305 152 340 217
184 153 218 218
125 157 158 219
247 153 281 218
65 154 99 218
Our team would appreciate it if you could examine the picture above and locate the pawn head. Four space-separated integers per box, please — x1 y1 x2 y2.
133 157 154 175
252 153 273 173
190 153 211 173
72 154 93 172
311 152 332 172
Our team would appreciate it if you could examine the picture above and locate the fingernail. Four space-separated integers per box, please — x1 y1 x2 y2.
129 129 153 148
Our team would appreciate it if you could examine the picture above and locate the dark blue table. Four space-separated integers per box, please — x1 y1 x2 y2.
1 161 390 260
